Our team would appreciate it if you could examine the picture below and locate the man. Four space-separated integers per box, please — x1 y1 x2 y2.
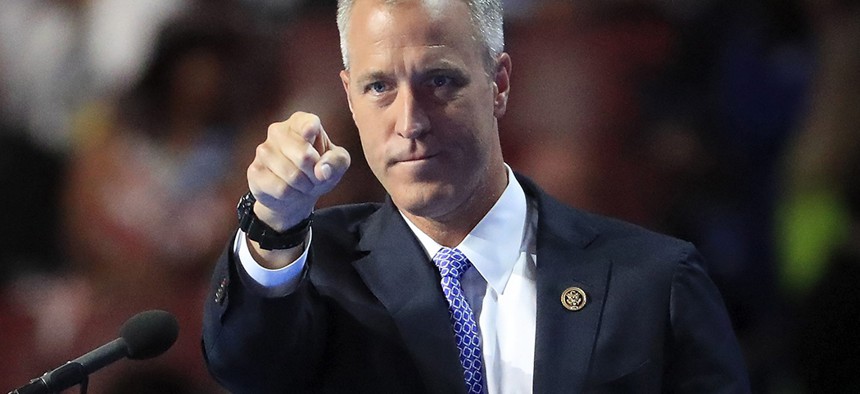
202 0 751 392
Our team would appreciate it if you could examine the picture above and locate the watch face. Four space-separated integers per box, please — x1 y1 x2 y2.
237 192 256 226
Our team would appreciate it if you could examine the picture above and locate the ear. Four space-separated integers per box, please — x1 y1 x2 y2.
492 53 512 118
340 69 355 114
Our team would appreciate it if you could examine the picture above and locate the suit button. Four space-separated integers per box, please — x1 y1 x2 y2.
215 277 229 305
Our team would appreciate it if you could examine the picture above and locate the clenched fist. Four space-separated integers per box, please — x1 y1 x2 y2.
247 111 351 236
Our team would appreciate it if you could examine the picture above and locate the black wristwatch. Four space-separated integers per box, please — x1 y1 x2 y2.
237 191 312 250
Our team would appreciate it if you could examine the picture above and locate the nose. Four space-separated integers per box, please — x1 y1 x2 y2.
393 86 430 139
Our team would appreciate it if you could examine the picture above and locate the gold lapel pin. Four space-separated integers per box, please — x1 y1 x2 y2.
561 286 587 311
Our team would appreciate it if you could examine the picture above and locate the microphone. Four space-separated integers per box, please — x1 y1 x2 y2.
9 310 179 394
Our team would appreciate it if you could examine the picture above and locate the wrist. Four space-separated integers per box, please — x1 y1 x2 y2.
237 192 313 250
246 232 307 270
253 203 312 233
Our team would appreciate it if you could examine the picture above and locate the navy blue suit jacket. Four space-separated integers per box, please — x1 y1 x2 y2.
202 175 750 393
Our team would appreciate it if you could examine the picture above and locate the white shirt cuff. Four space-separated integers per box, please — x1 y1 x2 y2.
233 229 311 295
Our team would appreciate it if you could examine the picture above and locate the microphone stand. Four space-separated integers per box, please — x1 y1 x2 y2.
9 309 177 394
8 362 89 394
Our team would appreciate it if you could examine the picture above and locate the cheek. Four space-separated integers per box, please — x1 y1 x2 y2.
353 104 396 169
356 125 387 174
441 105 494 150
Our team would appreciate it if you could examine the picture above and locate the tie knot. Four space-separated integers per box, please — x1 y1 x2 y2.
433 247 471 279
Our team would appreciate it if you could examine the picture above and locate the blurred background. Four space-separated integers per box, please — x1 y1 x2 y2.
1 0 858 392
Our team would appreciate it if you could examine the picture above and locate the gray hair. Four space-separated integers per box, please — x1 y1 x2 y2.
336 0 504 72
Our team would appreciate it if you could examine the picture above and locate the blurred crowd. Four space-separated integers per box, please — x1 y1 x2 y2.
1 0 858 392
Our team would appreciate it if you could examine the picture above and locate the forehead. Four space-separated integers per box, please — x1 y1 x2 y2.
346 0 479 62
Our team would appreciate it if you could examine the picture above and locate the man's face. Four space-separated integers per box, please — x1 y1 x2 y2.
340 0 511 223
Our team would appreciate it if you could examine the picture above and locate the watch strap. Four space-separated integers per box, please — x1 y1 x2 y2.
237 192 312 250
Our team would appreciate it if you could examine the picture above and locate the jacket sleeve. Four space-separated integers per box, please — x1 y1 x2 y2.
202 235 327 393
664 245 751 393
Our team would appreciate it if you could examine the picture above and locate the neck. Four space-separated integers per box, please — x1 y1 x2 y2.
403 164 508 247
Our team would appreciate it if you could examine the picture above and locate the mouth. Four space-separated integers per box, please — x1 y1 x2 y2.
392 153 438 164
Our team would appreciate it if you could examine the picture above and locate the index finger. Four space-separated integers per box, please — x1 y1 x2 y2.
314 126 331 156
289 112 326 151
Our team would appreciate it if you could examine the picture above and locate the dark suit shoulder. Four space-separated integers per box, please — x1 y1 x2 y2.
579 208 702 274
523 173 700 277
519 172 689 249
314 202 383 228
580 209 692 252
310 202 381 243
306 202 385 287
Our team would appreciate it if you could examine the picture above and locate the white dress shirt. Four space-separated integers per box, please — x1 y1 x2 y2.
235 165 538 393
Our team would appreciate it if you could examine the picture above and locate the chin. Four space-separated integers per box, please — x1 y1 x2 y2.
387 179 457 217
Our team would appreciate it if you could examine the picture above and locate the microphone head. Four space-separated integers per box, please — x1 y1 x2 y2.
119 310 179 360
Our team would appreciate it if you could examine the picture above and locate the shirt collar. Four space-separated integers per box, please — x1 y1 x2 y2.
401 165 528 295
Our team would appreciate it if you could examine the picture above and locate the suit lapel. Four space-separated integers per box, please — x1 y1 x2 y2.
348 177 610 393
351 200 467 394
520 177 611 394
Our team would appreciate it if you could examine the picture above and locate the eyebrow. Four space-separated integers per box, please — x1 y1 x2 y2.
354 61 468 87
420 59 468 76
423 67 468 80
354 70 390 88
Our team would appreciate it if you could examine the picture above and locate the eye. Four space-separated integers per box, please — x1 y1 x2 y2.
429 75 453 88
364 81 388 94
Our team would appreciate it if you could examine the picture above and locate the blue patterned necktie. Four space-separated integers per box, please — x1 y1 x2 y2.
433 247 484 394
